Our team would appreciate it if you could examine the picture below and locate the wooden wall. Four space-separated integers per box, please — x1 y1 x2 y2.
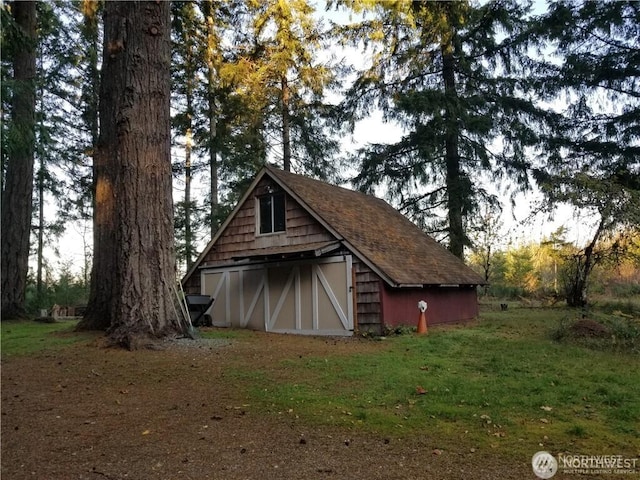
353 260 383 334
380 285 479 328
184 176 335 294
184 174 479 333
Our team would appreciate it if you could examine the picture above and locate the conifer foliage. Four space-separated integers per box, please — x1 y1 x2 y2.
334 0 549 259
532 0 640 306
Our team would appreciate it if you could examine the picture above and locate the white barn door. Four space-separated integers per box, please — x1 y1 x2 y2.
202 265 266 330
201 255 353 335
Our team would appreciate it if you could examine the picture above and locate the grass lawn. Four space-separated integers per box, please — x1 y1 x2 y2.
2 306 638 461
221 306 640 458
0 318 92 356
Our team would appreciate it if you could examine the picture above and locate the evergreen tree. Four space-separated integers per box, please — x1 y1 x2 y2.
198 0 243 238
1 1 37 318
532 0 640 306
235 0 341 178
2 1 100 316
172 1 201 269
78 1 179 347
171 1 250 258
335 0 552 259
76 0 101 221
32 1 88 306
170 0 345 253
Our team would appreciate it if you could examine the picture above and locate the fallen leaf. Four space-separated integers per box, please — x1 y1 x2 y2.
416 386 427 395
142 430 151 435
540 406 553 411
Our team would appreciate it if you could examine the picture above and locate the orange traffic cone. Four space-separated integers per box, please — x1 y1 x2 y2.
417 310 428 335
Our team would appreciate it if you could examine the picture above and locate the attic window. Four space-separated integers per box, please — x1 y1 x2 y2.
258 192 286 234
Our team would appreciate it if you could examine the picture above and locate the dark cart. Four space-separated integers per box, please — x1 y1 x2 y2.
185 295 214 327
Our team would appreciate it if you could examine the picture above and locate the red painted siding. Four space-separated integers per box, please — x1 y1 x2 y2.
380 285 479 328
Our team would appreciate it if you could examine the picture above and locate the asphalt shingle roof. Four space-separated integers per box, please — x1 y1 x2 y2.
267 166 485 286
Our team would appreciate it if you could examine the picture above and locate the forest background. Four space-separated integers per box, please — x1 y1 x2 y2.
1 0 638 319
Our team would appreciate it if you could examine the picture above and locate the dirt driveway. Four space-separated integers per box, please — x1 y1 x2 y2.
2 330 544 479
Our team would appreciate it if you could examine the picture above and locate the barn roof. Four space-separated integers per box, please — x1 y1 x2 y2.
184 165 485 288
263 166 485 287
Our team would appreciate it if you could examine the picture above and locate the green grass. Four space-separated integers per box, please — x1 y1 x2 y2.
1 319 87 356
0 322 249 356
238 307 640 457
3 307 638 459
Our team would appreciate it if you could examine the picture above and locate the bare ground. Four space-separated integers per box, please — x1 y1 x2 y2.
2 329 573 479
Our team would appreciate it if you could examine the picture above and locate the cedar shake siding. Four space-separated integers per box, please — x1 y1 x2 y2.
199 177 334 266
353 260 382 334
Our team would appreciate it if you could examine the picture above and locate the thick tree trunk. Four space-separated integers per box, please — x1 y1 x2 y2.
78 1 179 347
1 1 37 319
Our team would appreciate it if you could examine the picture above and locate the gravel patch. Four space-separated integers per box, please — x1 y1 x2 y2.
160 334 232 351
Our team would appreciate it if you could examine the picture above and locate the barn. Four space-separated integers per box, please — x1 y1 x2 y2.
182 165 485 336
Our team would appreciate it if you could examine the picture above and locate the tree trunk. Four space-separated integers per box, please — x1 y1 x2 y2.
184 125 193 269
79 1 179 347
565 219 603 308
84 2 101 290
36 161 45 302
209 110 219 240
1 1 37 319
281 76 292 172
35 50 47 305
203 0 219 240
441 35 465 260
207 85 219 240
